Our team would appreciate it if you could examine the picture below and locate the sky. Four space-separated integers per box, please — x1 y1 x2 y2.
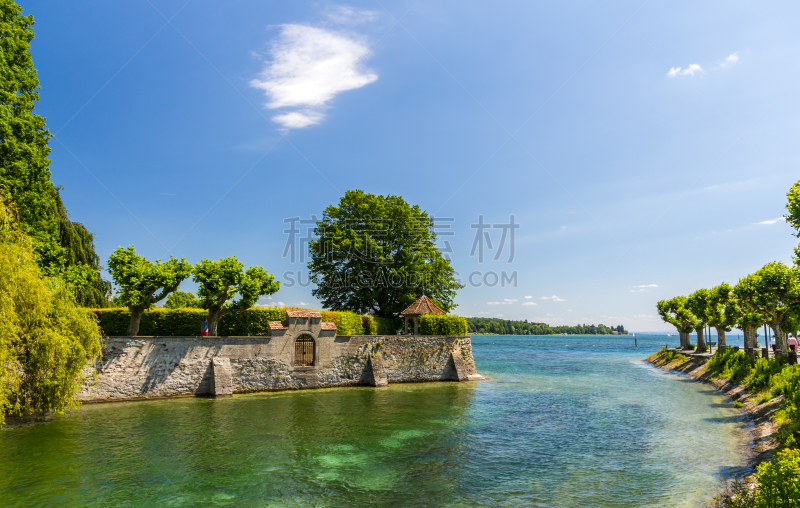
22 0 800 331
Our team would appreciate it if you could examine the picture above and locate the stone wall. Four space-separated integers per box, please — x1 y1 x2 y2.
79 335 482 403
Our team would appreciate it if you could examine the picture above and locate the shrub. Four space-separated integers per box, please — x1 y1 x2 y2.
707 349 753 383
725 448 800 507
419 314 469 335
733 401 743 408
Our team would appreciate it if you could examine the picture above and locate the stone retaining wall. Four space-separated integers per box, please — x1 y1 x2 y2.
79 335 481 403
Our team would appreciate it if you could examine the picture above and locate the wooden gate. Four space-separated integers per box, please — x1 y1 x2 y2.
294 337 314 366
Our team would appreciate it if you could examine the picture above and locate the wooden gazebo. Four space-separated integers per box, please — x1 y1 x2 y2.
401 295 445 334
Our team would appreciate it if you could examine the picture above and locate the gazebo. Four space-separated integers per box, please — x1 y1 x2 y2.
401 295 445 334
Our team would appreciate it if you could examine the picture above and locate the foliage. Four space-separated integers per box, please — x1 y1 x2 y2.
0 2 108 301
787 180 800 265
725 449 800 508
0 197 101 426
657 296 698 334
706 348 753 384
308 190 463 318
708 283 740 334
419 314 469 335
107 246 192 336
192 257 280 335
164 290 202 309
89 307 401 337
465 317 626 335
734 262 800 353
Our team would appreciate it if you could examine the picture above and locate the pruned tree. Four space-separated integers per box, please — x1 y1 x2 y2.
164 290 201 309
786 179 800 266
107 246 192 336
706 283 740 349
657 296 698 349
733 262 800 354
686 289 712 352
193 257 280 336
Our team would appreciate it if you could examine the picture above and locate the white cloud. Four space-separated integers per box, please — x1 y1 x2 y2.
756 217 786 225
476 311 492 315
496 314 505 317
488 300 515 305
521 302 537 306
325 5 377 25
636 314 657 318
630 283 658 293
541 295 565 302
721 52 739 68
524 295 532 299
276 301 286 307
667 63 703 77
504 298 518 302
250 23 378 128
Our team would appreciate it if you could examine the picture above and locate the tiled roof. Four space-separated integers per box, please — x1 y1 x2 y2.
286 310 322 318
400 295 446 316
320 322 337 331
268 321 288 330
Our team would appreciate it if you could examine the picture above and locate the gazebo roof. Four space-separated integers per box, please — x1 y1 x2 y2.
400 295 446 316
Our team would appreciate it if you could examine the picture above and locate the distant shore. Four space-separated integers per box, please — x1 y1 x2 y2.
646 350 780 505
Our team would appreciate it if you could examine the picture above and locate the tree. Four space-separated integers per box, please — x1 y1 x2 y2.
0 196 101 425
686 289 712 351
706 283 740 349
787 179 800 266
107 246 192 336
165 290 202 309
308 190 463 318
734 262 800 354
0 2 108 302
657 296 698 349
193 257 280 336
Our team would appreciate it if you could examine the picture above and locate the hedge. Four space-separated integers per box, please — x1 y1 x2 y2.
419 314 469 335
89 307 402 337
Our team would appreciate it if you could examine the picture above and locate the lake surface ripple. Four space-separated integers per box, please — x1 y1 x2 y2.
0 335 750 507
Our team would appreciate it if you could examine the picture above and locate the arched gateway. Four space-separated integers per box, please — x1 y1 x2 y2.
268 310 337 369
294 336 315 366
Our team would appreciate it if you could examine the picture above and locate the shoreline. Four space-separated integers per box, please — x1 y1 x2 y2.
645 350 782 503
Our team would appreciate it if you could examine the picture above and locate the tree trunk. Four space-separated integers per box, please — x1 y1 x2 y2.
208 308 224 337
772 322 788 355
743 325 757 349
127 307 145 336
715 327 726 348
680 332 690 349
695 327 706 351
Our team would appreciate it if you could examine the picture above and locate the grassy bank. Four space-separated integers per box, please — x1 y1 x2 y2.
647 348 800 507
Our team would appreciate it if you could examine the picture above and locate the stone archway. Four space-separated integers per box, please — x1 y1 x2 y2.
294 335 315 366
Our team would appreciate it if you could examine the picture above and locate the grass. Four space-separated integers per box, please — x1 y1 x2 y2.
734 401 744 408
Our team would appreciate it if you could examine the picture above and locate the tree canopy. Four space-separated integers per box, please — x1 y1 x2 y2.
0 196 101 425
0 1 108 305
308 190 463 318
107 246 192 336
193 256 280 335
787 180 800 265
164 290 202 309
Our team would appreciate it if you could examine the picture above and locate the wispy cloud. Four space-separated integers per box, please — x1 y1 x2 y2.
521 302 537 306
487 299 516 305
325 5 377 25
524 295 532 299
636 314 657 318
541 295 565 302
756 217 786 225
668 63 703 77
250 21 378 128
630 284 658 293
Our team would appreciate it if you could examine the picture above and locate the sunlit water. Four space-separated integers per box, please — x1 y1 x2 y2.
1 335 750 507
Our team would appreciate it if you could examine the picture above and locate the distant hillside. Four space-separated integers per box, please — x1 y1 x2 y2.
465 317 627 335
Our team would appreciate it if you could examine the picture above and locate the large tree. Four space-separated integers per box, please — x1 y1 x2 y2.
0 2 108 304
193 257 280 336
107 246 192 336
706 283 740 349
787 179 800 266
686 289 712 351
734 262 800 354
0 196 101 425
657 296 698 350
308 190 463 318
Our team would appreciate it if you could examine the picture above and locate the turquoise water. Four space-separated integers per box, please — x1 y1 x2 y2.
0 335 749 507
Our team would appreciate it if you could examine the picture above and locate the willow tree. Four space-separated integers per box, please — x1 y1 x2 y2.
686 289 712 351
193 256 280 336
107 246 192 336
707 283 740 348
657 296 697 349
734 262 800 354
0 196 101 425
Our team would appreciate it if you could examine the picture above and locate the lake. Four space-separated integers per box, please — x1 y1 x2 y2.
0 334 750 507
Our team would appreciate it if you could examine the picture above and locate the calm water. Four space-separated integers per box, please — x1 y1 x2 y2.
1 335 750 507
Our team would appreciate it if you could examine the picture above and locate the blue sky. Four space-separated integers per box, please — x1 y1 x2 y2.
25 0 800 331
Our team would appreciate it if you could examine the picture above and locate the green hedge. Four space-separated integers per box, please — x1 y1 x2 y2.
419 314 469 335
89 307 402 337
